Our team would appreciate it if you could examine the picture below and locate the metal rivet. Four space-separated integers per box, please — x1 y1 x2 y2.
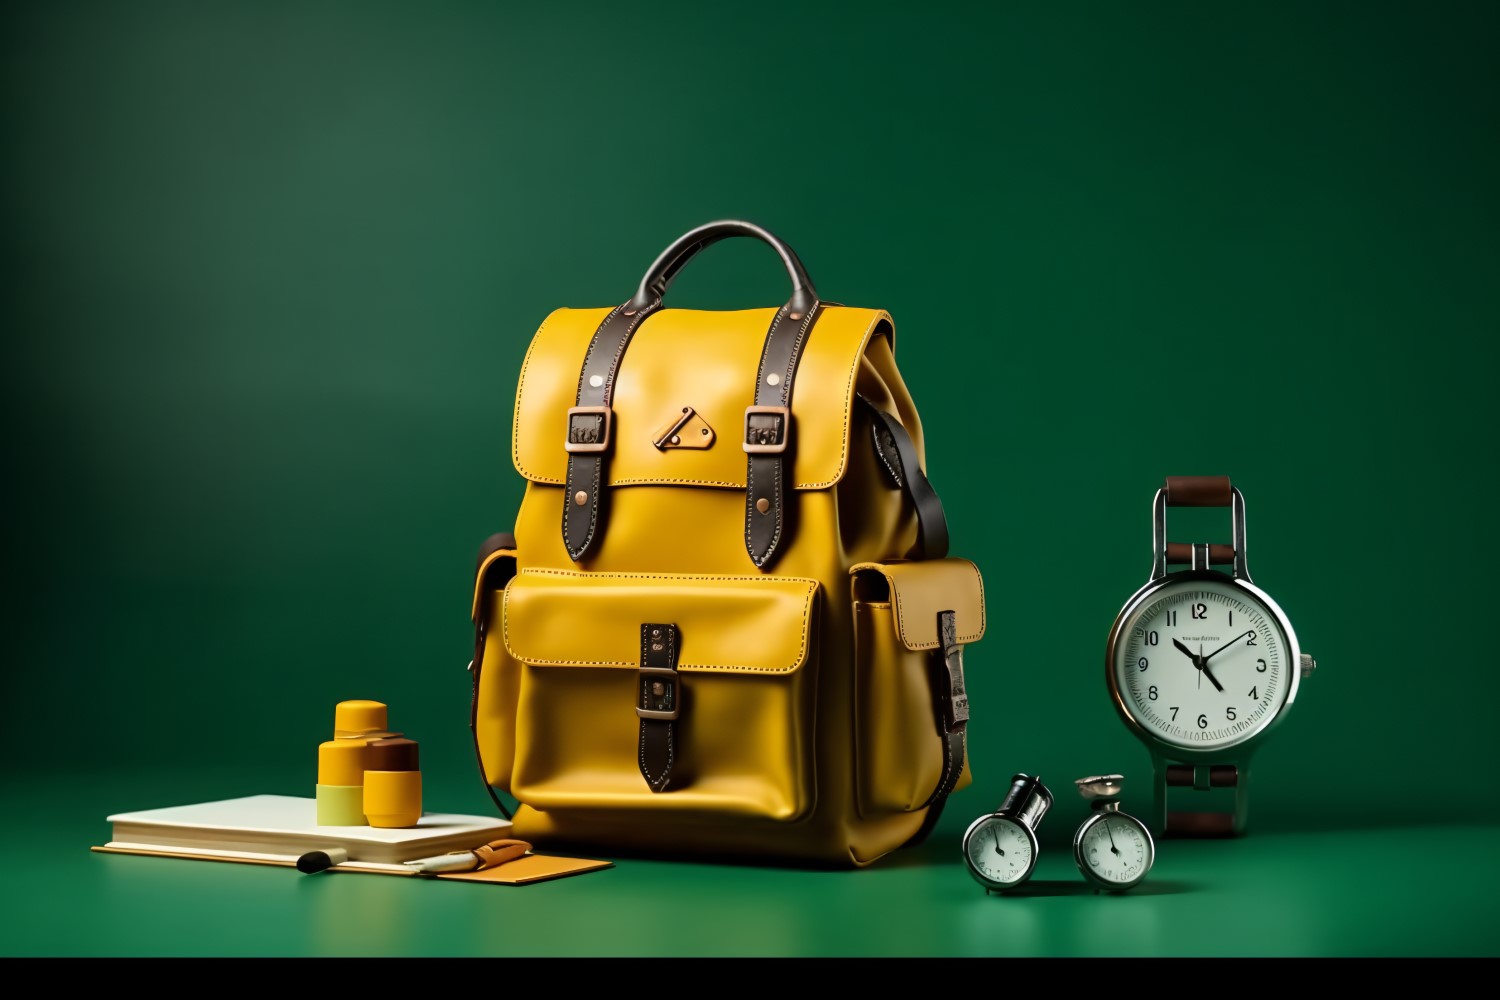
756 498 770 514
573 491 588 506
670 435 680 445
788 311 802 321
652 628 661 637
588 374 604 388
700 428 709 436
682 407 690 413
766 372 781 386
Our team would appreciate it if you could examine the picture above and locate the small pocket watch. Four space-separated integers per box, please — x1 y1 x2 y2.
962 773 1052 893
1072 774 1154 892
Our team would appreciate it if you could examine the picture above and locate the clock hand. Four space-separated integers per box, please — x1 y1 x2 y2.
1199 643 1225 693
1105 820 1120 856
1203 631 1256 665
1176 637 1224 692
992 827 1005 857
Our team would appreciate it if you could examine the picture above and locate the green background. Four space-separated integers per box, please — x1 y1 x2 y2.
5 0 1497 956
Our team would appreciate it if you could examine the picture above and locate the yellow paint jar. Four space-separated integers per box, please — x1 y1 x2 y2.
364 737 421 828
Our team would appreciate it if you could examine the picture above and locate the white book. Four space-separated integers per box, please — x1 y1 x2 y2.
104 794 512 866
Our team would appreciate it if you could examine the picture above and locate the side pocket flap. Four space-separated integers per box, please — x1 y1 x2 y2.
849 558 986 651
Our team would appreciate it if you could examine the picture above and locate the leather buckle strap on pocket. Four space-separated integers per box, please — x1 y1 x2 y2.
924 610 968 807
637 623 681 792
937 611 969 732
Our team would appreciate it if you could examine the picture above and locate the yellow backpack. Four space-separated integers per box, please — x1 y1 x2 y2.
469 221 986 865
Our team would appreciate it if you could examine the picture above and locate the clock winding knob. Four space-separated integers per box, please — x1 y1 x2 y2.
1300 653 1316 679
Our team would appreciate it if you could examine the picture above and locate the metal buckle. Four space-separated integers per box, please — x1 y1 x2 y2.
942 644 969 730
564 406 612 454
1150 486 1250 581
742 405 791 454
636 667 679 721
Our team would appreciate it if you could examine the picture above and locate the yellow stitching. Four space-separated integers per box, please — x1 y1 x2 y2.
502 570 817 674
511 307 568 481
803 310 888 490
514 308 890 490
521 567 819 586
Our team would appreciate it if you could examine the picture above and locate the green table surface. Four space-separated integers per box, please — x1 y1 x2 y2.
7 768 1494 957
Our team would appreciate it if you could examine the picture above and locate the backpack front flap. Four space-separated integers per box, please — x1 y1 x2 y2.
511 303 912 564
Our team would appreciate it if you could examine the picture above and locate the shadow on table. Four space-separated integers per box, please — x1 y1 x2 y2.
987 879 1193 897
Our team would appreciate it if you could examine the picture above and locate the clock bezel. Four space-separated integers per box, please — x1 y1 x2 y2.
1105 568 1304 761
962 813 1039 892
1072 810 1155 891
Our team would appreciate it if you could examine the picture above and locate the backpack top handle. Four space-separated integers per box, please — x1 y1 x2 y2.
628 219 819 315
563 220 824 569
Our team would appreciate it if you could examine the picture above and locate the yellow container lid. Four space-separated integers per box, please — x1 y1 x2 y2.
317 738 371 786
334 699 388 736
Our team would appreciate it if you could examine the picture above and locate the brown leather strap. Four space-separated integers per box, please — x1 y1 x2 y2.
744 301 823 568
562 301 664 562
637 623 681 792
1162 477 1236 567
1165 543 1236 565
1165 812 1236 836
1164 475 1232 507
1162 763 1240 837
923 610 968 807
862 396 950 560
469 532 518 821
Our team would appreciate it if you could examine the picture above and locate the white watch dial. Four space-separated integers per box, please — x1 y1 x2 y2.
1077 815 1152 886
1112 578 1290 751
964 816 1033 885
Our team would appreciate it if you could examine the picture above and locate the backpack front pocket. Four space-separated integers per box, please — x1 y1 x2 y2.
502 569 821 823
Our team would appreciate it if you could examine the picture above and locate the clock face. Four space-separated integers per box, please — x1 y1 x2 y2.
1076 814 1153 887
1111 577 1292 751
964 816 1035 886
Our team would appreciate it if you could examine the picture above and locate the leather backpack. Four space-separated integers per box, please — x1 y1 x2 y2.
469 221 986 865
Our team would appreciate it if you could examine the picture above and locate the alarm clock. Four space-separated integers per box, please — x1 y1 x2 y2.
1072 774 1154 891
962 773 1052 892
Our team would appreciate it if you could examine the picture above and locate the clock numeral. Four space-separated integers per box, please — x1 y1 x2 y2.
1191 603 1207 620
1229 610 1233 626
1166 610 1177 626
1248 685 1257 700
1256 658 1267 672
1168 706 1179 721
1246 633 1257 646
1197 713 1208 729
1148 685 1158 701
1145 631 1159 646
1226 706 1237 721
1138 657 1148 672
